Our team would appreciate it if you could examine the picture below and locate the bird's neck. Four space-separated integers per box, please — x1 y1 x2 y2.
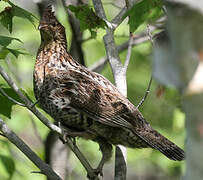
42 37 67 51
34 38 69 87
37 38 67 63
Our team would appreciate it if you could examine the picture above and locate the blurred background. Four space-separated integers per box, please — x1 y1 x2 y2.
0 0 185 179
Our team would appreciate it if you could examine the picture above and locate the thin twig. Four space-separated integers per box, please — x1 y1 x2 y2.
0 65 98 180
111 7 127 29
0 86 25 107
123 33 134 73
88 57 108 73
89 28 157 73
82 36 94 43
162 5 167 14
31 171 44 174
136 76 153 109
136 24 155 109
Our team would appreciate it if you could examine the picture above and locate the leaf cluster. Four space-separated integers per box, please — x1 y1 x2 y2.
123 0 163 32
68 5 106 38
0 0 38 33
0 0 38 59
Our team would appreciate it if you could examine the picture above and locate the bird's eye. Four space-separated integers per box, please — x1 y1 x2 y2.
52 23 56 27
50 21 57 27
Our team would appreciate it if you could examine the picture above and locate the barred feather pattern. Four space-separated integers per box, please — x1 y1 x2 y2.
34 5 185 165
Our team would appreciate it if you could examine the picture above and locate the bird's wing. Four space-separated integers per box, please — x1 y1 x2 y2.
57 68 137 129
57 68 185 161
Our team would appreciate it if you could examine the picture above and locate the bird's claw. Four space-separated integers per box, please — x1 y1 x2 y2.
59 130 77 144
87 168 103 180
93 167 103 177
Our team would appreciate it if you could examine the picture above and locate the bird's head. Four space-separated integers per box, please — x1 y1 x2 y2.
39 5 66 43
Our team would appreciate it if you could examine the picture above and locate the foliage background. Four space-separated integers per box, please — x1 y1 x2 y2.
0 0 185 179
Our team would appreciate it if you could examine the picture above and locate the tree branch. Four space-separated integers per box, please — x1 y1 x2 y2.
0 117 62 180
123 33 134 73
0 86 25 107
89 29 154 73
92 1 131 179
136 76 152 109
111 7 127 30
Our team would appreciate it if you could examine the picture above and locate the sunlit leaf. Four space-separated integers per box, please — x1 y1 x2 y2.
6 47 28 58
0 47 29 59
0 47 9 59
0 87 23 118
7 0 38 27
0 6 12 33
0 1 38 33
68 5 106 38
0 35 22 47
123 0 163 32
0 155 15 178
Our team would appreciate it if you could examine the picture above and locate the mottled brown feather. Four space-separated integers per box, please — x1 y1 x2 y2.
34 5 185 165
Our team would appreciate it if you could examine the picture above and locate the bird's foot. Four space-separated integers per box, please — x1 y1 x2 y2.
59 129 79 144
59 134 76 144
58 122 78 144
87 167 103 180
93 167 103 177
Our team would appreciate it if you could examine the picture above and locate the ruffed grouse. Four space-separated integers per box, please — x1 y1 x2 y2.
34 5 184 175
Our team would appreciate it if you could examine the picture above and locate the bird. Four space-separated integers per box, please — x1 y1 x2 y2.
33 5 184 176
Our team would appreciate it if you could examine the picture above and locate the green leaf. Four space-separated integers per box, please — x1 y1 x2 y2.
0 155 15 178
6 48 28 58
7 0 38 27
0 47 29 59
123 0 163 32
0 6 13 33
68 5 106 38
0 35 22 47
0 47 9 59
0 1 38 33
0 87 23 118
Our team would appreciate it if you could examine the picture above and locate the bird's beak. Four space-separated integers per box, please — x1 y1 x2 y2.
38 24 47 30
38 25 42 30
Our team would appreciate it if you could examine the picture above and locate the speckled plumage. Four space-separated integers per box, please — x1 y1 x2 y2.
34 5 184 173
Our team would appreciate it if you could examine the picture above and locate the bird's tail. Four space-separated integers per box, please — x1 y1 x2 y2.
132 125 185 161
